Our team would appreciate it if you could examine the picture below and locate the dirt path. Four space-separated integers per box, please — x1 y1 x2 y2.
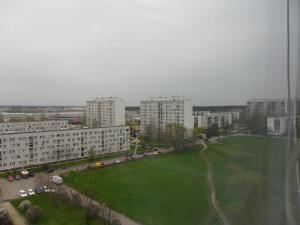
200 140 230 225
0 202 28 225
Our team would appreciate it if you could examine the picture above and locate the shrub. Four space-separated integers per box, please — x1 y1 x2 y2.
111 218 122 225
18 200 32 212
26 205 43 223
86 203 99 220
0 208 12 225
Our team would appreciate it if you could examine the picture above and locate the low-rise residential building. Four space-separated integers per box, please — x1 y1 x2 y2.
267 116 300 136
194 112 232 128
0 126 130 171
140 96 193 135
267 117 288 136
86 97 125 128
0 120 69 134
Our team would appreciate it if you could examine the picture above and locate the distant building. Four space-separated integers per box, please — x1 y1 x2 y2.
0 126 130 171
247 98 300 118
267 117 288 136
86 97 125 128
193 112 232 129
267 116 300 136
0 120 69 134
140 96 193 135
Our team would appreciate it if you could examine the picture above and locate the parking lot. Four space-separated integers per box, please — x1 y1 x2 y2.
0 176 37 201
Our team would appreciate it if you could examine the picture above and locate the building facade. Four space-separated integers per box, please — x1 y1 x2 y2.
0 126 130 171
247 98 300 118
140 96 193 135
86 97 125 128
0 120 69 134
193 112 233 128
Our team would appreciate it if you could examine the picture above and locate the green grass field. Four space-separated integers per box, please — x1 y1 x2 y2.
11 195 104 225
64 146 216 225
64 135 288 225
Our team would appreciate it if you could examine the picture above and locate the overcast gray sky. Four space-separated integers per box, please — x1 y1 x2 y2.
0 0 298 106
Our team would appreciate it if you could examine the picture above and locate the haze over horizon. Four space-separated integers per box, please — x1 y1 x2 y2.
0 0 298 106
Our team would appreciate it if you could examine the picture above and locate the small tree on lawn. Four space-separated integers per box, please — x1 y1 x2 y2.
163 123 187 153
88 148 97 161
26 205 43 223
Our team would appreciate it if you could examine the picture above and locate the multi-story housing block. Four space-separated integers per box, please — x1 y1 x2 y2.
0 120 69 134
0 126 130 171
193 112 232 128
86 97 125 128
247 98 300 118
140 96 193 135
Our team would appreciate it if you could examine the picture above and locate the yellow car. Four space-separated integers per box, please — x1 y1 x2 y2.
95 162 103 168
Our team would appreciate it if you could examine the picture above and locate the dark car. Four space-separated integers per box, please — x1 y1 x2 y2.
35 186 43 194
29 172 35 177
45 168 54 173
15 175 21 180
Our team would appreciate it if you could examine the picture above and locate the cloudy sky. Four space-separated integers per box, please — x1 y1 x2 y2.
0 0 298 106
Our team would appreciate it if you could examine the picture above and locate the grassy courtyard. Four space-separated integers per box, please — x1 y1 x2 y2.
64 146 215 225
11 195 104 225
63 136 287 225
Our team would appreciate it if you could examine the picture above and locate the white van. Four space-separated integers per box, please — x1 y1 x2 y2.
51 176 63 185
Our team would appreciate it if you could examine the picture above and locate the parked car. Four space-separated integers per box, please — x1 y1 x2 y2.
18 190 28 198
115 159 121 164
45 168 54 173
95 162 103 168
29 172 35 177
35 186 43 194
15 175 21 180
41 185 50 193
27 189 36 196
7 176 14 182
20 170 29 179
51 176 63 185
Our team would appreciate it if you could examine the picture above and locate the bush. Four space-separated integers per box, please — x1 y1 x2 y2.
86 203 99 220
26 205 42 223
18 200 32 212
111 218 122 225
0 208 12 225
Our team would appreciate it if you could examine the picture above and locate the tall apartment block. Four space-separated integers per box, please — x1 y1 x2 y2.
140 96 193 135
86 97 125 128
247 98 300 118
0 126 130 171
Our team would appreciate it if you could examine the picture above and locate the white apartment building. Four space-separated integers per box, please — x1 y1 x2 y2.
267 117 288 136
86 97 125 128
194 112 233 129
0 126 130 171
247 98 300 118
0 120 69 134
140 96 193 135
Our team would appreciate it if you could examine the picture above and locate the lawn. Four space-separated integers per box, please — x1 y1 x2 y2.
203 136 289 225
64 135 287 225
64 147 216 225
11 194 104 225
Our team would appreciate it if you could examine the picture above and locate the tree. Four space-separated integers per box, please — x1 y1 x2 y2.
247 112 267 135
223 122 232 136
88 148 97 161
193 127 206 137
19 200 32 212
206 124 219 138
163 123 187 153
0 113 3 122
26 205 43 223
39 113 47 121
144 124 156 143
